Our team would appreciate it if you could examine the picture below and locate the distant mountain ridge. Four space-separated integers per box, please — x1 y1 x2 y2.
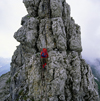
86 58 100 82
0 57 10 76
86 58 100 96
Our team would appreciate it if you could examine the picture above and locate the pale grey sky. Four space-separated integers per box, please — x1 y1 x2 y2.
0 0 27 58
0 0 100 61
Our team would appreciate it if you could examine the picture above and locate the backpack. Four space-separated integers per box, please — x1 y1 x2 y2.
41 51 47 57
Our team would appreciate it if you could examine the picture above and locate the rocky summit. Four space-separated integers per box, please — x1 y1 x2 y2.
8 0 100 101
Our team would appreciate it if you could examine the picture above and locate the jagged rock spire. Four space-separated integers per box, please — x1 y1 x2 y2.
9 0 99 101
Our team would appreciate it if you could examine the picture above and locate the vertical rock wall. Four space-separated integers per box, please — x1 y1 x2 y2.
10 0 99 101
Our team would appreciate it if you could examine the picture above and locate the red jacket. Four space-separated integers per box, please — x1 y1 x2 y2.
41 48 49 58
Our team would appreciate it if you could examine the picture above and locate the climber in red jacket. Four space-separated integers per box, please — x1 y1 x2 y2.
41 48 49 70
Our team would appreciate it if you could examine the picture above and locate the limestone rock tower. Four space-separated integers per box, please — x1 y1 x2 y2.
10 0 99 101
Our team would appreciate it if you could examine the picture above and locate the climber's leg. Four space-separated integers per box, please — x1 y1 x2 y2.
41 58 45 67
43 58 47 71
44 63 46 67
41 58 48 71
41 58 45 69
41 58 45 78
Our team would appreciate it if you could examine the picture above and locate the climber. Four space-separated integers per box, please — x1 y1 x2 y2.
41 48 49 70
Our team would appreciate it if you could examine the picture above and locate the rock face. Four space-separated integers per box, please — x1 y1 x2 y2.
0 72 10 101
10 0 99 101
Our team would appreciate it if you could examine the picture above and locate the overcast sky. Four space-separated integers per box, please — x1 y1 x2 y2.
0 0 100 62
